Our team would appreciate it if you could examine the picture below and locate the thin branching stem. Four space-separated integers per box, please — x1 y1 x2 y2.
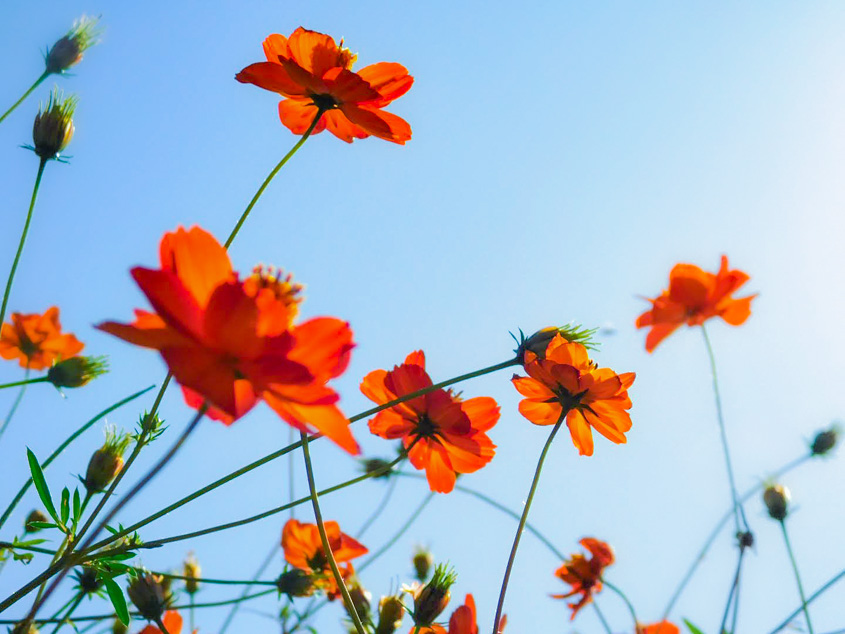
780 520 814 634
0 72 48 125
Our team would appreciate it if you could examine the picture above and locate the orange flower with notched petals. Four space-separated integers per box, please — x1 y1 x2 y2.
0 307 83 371
414 594 504 634
97 226 359 453
636 255 756 352
282 518 367 598
512 335 634 457
552 538 615 620
636 621 680 634
138 611 188 634
361 351 500 494
236 27 413 144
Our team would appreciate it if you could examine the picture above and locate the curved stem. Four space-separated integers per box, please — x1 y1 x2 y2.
224 109 324 249
0 158 48 328
0 384 155 531
0 368 30 444
0 72 48 125
356 470 401 540
0 376 48 390
780 520 814 634
592 601 613 634
492 418 563 634
218 542 279 634
299 431 367 634
769 568 845 633
601 578 638 627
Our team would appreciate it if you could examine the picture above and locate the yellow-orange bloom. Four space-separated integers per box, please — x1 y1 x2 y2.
551 538 615 620
636 621 680 634
636 256 756 352
512 335 634 456
0 307 83 371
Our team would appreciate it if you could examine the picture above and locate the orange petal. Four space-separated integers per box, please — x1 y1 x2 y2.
162 611 183 634
422 442 457 493
263 33 290 63
182 386 234 424
235 61 307 98
264 394 359 455
323 109 370 143
339 104 411 144
286 27 342 77
357 62 414 106
718 295 755 325
668 264 711 307
440 431 495 473
278 98 327 135
368 409 416 439
323 68 382 103
566 410 594 456
203 282 262 357
289 317 354 379
518 399 562 426
131 267 205 341
511 374 555 400
404 350 426 368
460 396 500 432
96 319 191 350
644 322 682 353
159 226 232 307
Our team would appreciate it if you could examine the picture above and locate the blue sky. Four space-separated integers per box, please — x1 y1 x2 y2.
1 2 845 632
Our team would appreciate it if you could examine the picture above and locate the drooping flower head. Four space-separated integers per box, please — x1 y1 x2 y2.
361 351 500 493
0 306 83 370
551 538 615 620
236 27 413 144
636 621 680 634
97 226 359 453
512 334 634 456
636 256 756 352
281 518 368 598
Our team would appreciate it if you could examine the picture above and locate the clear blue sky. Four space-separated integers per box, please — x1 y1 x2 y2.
1 2 844 632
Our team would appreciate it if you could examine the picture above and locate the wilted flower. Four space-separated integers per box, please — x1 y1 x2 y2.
552 538 615 620
32 89 77 160
0 307 83 370
763 484 791 521
83 427 130 493
45 16 101 74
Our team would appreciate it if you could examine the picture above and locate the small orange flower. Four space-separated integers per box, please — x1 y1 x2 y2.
236 27 413 144
414 594 500 634
551 538 615 620
282 518 367 598
636 621 680 634
512 335 634 456
97 226 358 453
636 256 756 352
138 611 185 634
0 307 83 371
361 351 500 493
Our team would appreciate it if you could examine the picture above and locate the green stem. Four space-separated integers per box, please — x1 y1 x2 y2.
492 418 564 634
154 615 171 634
0 368 30 444
355 469 401 539
299 431 366 634
718 547 744 634
0 158 48 328
601 578 638 627
48 591 84 634
189 594 195 633
0 384 154 531
218 543 279 634
780 520 813 634
701 325 748 535
592 601 613 634
0 72 48 125
224 109 324 249
769 568 845 633
0 376 48 390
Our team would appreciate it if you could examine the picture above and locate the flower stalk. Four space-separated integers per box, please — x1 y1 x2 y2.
779 520 813 634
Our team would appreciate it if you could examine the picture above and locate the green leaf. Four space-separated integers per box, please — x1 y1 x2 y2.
103 576 130 625
26 521 58 530
684 619 706 634
73 488 81 521
60 487 70 525
26 449 60 526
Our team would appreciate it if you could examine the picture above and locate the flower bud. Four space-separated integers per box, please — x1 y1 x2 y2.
127 573 172 622
48 356 108 388
24 509 48 533
45 16 101 74
375 595 405 634
73 566 102 595
346 580 371 623
515 324 599 360
412 563 456 627
112 618 128 634
412 547 433 582
811 425 840 456
276 568 316 598
361 458 395 479
32 89 77 160
763 484 791 521
183 552 201 595
83 427 130 494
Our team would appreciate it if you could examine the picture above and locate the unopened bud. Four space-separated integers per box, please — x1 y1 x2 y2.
412 563 456 626
276 568 315 598
45 16 101 74
48 356 108 388
32 89 77 160
516 324 599 360
73 566 102 594
361 458 395 479
811 425 840 456
140 412 164 434
763 484 791 521
127 573 172 622
412 547 433 581
346 580 371 623
83 428 130 493
183 552 201 595
375 595 405 634
24 509 48 533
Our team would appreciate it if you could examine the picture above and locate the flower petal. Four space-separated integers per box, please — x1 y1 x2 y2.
131 267 205 342
518 399 562 426
339 104 412 144
159 226 233 307
566 410 594 456
357 62 414 106
460 396 500 432
235 61 308 98
264 393 359 454
278 99 327 136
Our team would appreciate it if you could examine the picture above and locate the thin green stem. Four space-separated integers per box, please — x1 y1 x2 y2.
0 72 48 125
0 384 154 531
0 376 48 390
189 594 195 633
718 548 744 634
592 601 613 634
0 158 48 328
356 469 401 539
299 431 367 634
701 325 748 535
0 368 30 444
48 591 84 634
154 615 171 634
218 542 279 634
224 109 324 249
769 568 845 633
601 578 638 627
780 520 813 634
492 418 564 634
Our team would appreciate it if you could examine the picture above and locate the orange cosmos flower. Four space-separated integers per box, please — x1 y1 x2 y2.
138 611 187 634
0 307 83 371
236 27 413 144
97 226 358 453
636 622 680 634
282 518 368 598
552 538 615 620
636 255 756 352
512 334 634 456
361 351 500 493
414 594 504 634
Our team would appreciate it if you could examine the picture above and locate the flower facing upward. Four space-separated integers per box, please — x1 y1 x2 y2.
636 622 680 634
0 307 83 370
552 538 615 620
236 27 413 144
137 611 184 634
282 518 368 598
361 351 500 493
97 226 359 453
636 256 756 352
512 334 635 456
